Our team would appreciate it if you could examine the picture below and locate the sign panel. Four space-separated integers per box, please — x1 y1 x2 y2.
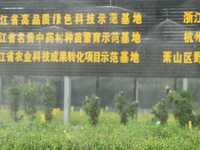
0 0 199 77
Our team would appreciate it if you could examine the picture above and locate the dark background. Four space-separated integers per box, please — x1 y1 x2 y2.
0 0 199 78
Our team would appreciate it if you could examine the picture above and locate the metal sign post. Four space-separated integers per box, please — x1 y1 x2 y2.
183 78 188 91
64 76 71 125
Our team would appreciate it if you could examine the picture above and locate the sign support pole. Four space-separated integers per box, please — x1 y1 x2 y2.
136 79 139 101
134 77 139 119
64 76 71 125
183 78 188 91
134 77 139 100
0 76 1 114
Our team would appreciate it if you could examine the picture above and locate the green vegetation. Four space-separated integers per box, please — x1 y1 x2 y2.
83 95 101 126
128 100 139 120
2 79 200 149
0 110 200 149
6 79 21 122
42 79 56 123
115 91 139 124
22 79 37 120
167 89 195 127
151 99 168 125
115 91 129 124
